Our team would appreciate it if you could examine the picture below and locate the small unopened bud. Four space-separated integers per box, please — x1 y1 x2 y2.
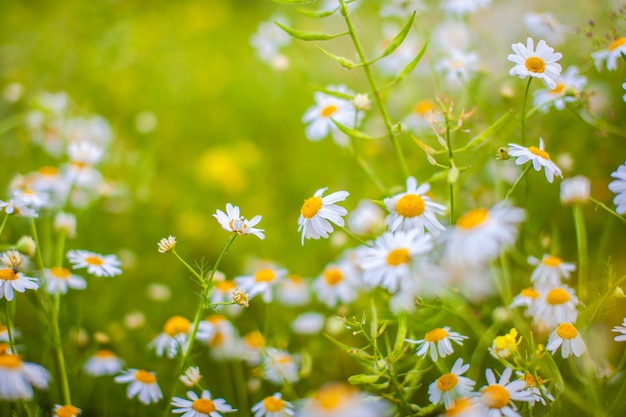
233 289 250 308
0 249 24 268
15 236 36 257
94 332 110 344
180 366 202 387
614 286 626 298
496 146 510 160
560 176 591 205
54 212 76 238
352 93 371 111
157 235 177 254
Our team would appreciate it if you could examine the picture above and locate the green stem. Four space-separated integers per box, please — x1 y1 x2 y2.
347 139 386 192
0 113 24 137
589 197 626 223
29 219 45 274
231 361 249 417
573 204 589 302
505 164 532 201
0 214 8 237
339 0 409 179
51 294 72 405
4 301 16 353
161 234 238 417
339 225 371 247
521 78 533 146
172 249 205 283
444 111 455 224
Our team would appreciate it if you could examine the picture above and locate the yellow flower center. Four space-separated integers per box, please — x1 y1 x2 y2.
56 405 80 417
520 288 540 298
323 267 344 285
320 104 338 118
456 208 489 230
244 331 265 348
0 269 18 281
0 354 23 369
263 396 285 412
541 255 562 267
521 373 543 387
444 398 473 416
277 354 293 364
192 398 216 414
546 288 570 305
134 370 156 384
481 384 510 409
413 100 435 115
39 166 59 176
528 146 551 160
206 314 224 324
437 373 459 392
0 343 10 355
216 280 237 291
550 83 565 94
0 324 6 332
395 194 425 217
50 267 71 280
314 383 353 410
95 349 115 358
525 56 546 73
254 268 276 283
608 37 626 51
210 332 224 347
386 248 410 266
84 256 103 266
300 196 323 219
424 328 449 342
556 323 578 339
163 316 191 336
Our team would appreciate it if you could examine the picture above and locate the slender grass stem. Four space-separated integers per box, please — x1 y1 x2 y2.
339 0 409 179
339 225 371 246
444 111 455 224
521 78 533 146
171 249 205 283
589 197 626 223
573 204 589 301
4 301 16 353
505 164 532 201
0 214 9 237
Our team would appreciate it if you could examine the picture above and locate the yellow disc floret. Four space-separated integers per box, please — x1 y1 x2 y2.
254 268 276 283
134 370 156 384
163 316 191 336
386 248 410 266
528 146 551 160
301 196 323 219
546 288 570 305
424 328 449 342
396 194 425 217
323 267 344 285
263 396 285 412
437 373 459 392
456 208 489 230
481 384 510 409
525 57 546 73
192 398 216 414
556 323 578 339
608 37 626 51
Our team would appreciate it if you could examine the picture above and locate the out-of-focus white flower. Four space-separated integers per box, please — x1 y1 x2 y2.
609 161 626 214
250 16 291 68
277 275 311 306
235 266 287 303
441 0 491 16
302 86 359 146
296 382 389 417
53 404 81 417
66 250 122 277
263 348 299 385
592 37 626 71
83 350 123 376
527 254 576 288
0 199 38 218
508 138 562 183
612 317 626 342
0 354 49 400
402 99 443 133
531 286 579 328
2 83 23 103
171 390 236 417
508 37 562 89
347 199 385 235
114 369 162 404
312 261 360 308
252 392 295 417
523 12 568 46
516 371 554 406
179 366 202 388
149 315 191 358
436 50 480 88
146 283 171 301
135 111 158 133
54 212 77 238
291 312 325 335
44 267 86 294
240 331 265 366
533 66 587 112
432 20 470 53
560 176 591 205
197 314 239 361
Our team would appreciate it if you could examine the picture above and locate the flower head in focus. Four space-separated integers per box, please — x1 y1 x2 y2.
298 188 349 245
508 37 562 89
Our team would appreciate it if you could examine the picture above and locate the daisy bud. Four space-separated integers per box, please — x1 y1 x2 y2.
157 235 177 254
560 176 591 205
94 332 110 344
614 286 626 298
180 366 202 387
232 289 250 308
496 146 510 160
0 249 24 268
15 236 36 257
352 93 371 111
54 212 77 238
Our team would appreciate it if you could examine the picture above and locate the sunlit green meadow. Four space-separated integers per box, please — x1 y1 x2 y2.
1 0 626 416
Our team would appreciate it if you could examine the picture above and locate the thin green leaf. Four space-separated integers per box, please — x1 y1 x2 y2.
348 374 381 385
274 21 349 41
316 46 361 69
383 40 428 89
331 119 375 141
464 109 513 150
372 11 415 62
297 7 339 18
310 85 353 100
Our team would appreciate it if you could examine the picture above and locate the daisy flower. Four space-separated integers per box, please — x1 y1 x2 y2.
612 318 626 342
235 266 288 303
277 274 311 306
560 175 591 205
608 161 626 214
297 188 349 245
0 354 50 400
358 230 433 293
297 382 389 417
383 177 446 235
54 212 77 238
428 358 476 409
263 348 300 385
478 368 534 417
301 85 359 145
591 37 626 71
531 285 579 328
435 50 480 88
533 66 587 112
252 392 295 417
12 188 50 210
197 315 239 361
406 327 468 362
180 366 203 388
250 16 291 69
53 405 81 417
240 330 266 365
172 390 236 417
0 199 38 217
213 203 265 239
510 288 540 311
66 250 122 277
114 369 162 404
157 235 177 253
508 37 562 89
523 12 568 46
291 312 325 335
0 266 39 301
441 398 483 417
546 323 586 358
443 203 525 269
149 315 192 358
83 349 124 376
508 138 562 183
515 372 554 406
441 0 491 16
347 199 385 235
312 260 360 308
44 267 86 294
527 254 576 288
